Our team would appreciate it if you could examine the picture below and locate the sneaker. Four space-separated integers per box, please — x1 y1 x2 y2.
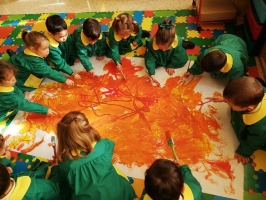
141 30 150 38
182 41 195 49
6 49 16 57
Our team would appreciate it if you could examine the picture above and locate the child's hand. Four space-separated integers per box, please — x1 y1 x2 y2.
184 71 191 78
96 56 104 61
166 68 175 76
65 79 74 86
132 41 138 46
52 155 58 166
47 109 57 116
72 73 81 80
116 62 122 69
206 96 224 102
74 58 80 63
88 69 95 76
4 150 11 159
234 153 249 165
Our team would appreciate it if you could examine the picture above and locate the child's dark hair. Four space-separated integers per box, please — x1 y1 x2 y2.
155 18 176 47
56 111 101 162
223 76 264 107
145 159 184 200
0 61 18 84
112 13 140 34
21 28 49 49
200 50 227 72
0 163 10 197
83 18 101 40
0 134 5 150
45 15 67 34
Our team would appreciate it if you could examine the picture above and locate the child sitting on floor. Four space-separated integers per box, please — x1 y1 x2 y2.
0 61 56 121
55 111 137 200
8 29 74 92
211 76 266 165
45 14 81 79
145 18 188 84
140 158 203 200
184 34 248 82
105 12 150 69
0 162 60 199
72 18 106 75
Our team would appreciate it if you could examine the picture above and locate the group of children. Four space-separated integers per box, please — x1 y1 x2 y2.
0 12 266 200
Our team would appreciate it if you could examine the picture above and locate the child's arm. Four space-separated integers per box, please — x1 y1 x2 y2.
75 42 94 72
108 28 122 64
144 45 157 76
133 26 142 45
187 53 205 76
47 47 74 76
97 33 107 57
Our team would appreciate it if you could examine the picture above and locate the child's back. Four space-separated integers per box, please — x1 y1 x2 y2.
56 111 136 200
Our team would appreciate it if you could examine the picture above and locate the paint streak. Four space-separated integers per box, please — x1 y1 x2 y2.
21 137 44 154
6 58 234 192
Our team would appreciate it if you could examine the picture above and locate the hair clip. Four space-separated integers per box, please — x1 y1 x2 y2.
116 17 120 21
159 22 172 30
132 20 137 24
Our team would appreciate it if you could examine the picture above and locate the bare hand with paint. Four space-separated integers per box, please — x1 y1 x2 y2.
235 152 249 165
132 41 138 46
72 73 81 80
65 79 74 86
88 69 95 76
166 68 175 76
184 71 191 78
47 109 57 116
96 56 104 61
206 96 224 102
116 62 122 69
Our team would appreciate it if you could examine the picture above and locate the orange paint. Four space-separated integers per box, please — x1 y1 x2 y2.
8 58 234 187
21 138 44 154
16 143 24 151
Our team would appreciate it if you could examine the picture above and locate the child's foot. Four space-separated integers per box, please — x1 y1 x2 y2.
182 41 195 49
141 30 150 38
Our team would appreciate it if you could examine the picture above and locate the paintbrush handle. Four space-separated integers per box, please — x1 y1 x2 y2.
170 145 178 161
52 146 56 158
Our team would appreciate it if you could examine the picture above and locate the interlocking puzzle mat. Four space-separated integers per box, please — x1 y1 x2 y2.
0 10 265 200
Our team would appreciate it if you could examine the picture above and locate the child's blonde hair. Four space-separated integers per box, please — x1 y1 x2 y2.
155 18 176 47
56 111 101 162
112 13 139 34
21 28 48 49
0 61 17 84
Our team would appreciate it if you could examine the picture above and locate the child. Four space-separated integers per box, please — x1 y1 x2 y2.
145 18 188 83
184 34 248 82
141 159 203 200
8 29 74 92
45 14 81 79
106 13 149 69
56 111 136 200
72 18 106 75
211 76 266 165
0 61 56 121
0 162 60 199
0 134 11 167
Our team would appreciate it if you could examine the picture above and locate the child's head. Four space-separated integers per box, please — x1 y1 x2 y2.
223 77 264 112
155 18 176 51
0 134 6 156
56 111 101 162
0 61 17 87
0 163 10 197
145 159 184 200
45 15 68 43
83 18 101 45
112 13 139 40
200 50 227 72
21 28 50 58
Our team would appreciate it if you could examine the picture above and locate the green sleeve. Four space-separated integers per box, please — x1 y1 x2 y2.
134 26 142 44
4 91 48 114
236 120 266 157
108 28 121 64
0 157 12 167
66 35 78 66
31 59 67 83
166 37 188 69
97 34 107 56
76 41 93 71
188 53 204 75
48 47 73 75
144 42 157 75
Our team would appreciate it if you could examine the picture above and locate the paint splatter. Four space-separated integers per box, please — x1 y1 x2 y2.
6 58 234 192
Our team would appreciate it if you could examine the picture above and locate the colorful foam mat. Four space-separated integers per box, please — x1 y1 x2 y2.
0 10 265 199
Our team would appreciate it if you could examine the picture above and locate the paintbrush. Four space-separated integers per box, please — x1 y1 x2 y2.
51 136 57 162
119 68 126 80
186 60 191 72
165 131 178 161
